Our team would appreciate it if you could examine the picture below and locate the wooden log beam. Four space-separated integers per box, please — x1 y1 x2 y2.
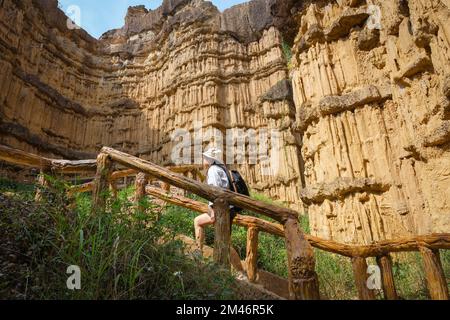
284 217 320 300
146 185 207 211
91 153 112 214
168 164 203 174
0 144 52 169
68 182 94 196
419 247 449 300
352 257 376 300
102 147 297 223
234 215 284 237
50 159 97 173
110 169 137 180
0 144 97 174
246 227 259 283
213 198 231 269
376 255 398 300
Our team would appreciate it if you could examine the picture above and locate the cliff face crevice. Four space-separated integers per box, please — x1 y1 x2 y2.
1 0 449 243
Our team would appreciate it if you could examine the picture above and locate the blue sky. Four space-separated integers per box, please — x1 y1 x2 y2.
58 0 248 38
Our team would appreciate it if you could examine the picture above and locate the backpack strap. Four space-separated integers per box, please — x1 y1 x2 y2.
212 163 237 193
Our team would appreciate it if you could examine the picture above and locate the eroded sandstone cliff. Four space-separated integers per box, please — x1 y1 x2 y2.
291 0 450 243
0 0 304 209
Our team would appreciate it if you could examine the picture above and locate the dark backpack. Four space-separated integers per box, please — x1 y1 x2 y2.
213 164 250 214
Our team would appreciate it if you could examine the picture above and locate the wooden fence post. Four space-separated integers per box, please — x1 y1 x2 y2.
245 226 259 282
134 172 148 212
213 198 231 269
352 257 376 300
34 169 50 202
284 217 320 300
92 153 112 214
109 181 118 199
419 246 449 300
376 255 398 300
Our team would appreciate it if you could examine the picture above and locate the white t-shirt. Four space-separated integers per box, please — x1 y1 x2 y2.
207 164 230 207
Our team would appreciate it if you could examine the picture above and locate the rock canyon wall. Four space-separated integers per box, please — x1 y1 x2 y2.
291 0 450 243
0 0 449 243
0 0 304 209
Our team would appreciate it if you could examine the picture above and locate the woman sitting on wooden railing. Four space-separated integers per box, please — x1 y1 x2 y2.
194 148 235 255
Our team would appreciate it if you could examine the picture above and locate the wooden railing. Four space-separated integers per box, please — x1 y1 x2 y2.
0 144 449 300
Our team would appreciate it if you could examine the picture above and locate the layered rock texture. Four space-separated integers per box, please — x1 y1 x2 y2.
0 0 449 243
0 0 303 209
291 0 450 243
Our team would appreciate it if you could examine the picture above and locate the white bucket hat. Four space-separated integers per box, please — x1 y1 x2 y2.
202 147 224 164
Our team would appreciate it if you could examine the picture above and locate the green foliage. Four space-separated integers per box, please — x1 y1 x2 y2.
282 41 294 70
315 251 356 300
0 180 236 300
0 177 36 200
391 253 429 300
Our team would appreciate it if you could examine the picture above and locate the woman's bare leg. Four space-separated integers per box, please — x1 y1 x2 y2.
194 213 214 254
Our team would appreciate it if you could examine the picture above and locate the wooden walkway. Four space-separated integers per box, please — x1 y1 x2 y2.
1 144 449 300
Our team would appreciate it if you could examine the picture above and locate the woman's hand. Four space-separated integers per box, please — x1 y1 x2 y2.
210 209 216 223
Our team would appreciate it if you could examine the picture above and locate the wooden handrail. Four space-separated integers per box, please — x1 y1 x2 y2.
102 147 298 223
73 181 450 258
2 144 449 300
0 144 203 176
99 147 319 299
145 186 450 257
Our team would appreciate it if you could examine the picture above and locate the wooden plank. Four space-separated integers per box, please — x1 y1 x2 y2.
213 198 231 269
376 255 398 300
307 233 450 258
284 217 320 300
50 159 96 173
110 169 137 180
246 227 259 282
419 246 449 300
352 257 376 300
91 153 112 214
68 182 93 196
102 147 297 223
